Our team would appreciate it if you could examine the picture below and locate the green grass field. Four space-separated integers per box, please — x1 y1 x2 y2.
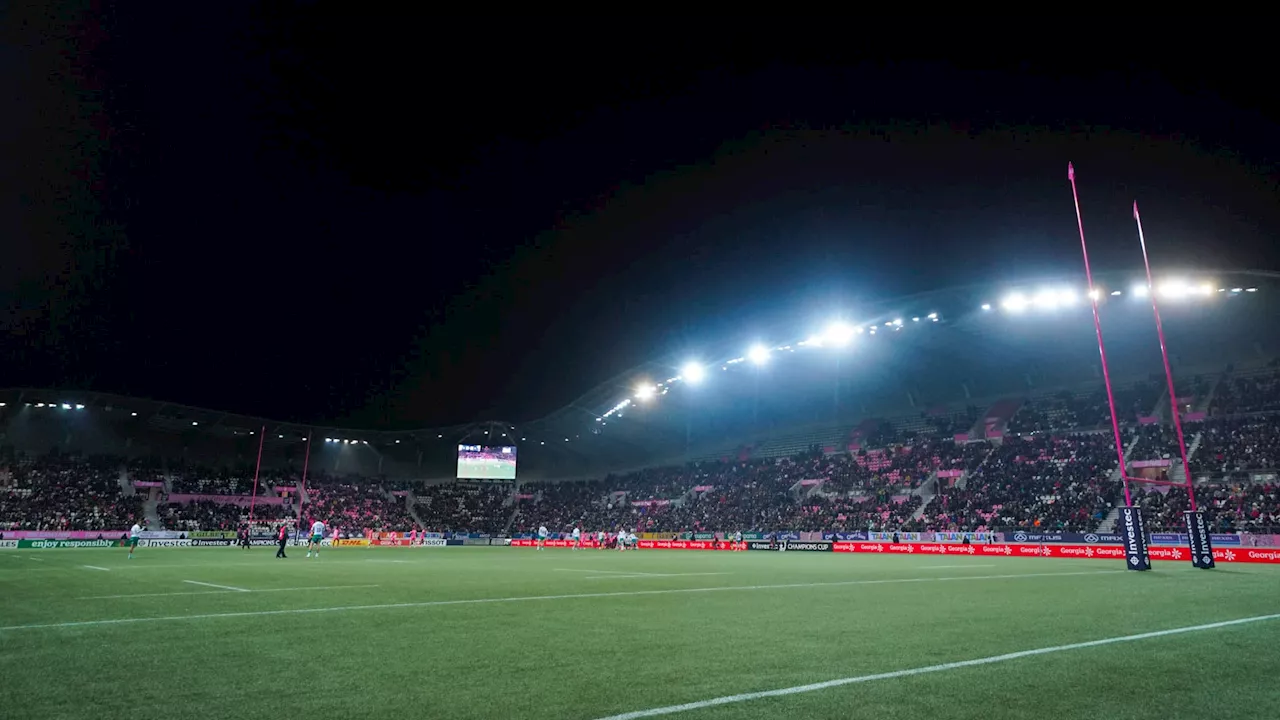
2 546 1277 720
457 457 516 479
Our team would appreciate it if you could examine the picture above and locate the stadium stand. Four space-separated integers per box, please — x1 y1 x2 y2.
911 433 1119 532
1005 381 1161 435
414 482 511 534
1192 414 1280 476
0 453 144 531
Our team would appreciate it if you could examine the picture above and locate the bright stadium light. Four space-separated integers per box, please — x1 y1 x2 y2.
1001 292 1028 313
1158 279 1189 298
1132 284 1149 298
1197 282 1214 296
1110 290 1122 296
823 322 855 347
747 344 770 365
634 383 656 401
681 361 706 384
981 303 992 311
1033 289 1059 310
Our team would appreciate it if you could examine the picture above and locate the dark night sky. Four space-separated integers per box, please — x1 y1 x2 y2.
3 8 1278 429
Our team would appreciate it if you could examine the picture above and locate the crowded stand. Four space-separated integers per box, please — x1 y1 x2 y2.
159 499 297 533
1191 414 1280 476
0 453 144 531
414 482 510 534
1006 381 1160 435
1208 365 1280 416
168 464 261 495
303 478 412 532
6 371 1280 537
1128 482 1280 533
1126 424 1186 462
910 433 1119 532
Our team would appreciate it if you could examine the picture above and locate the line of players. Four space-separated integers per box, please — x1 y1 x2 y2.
533 525 640 550
124 518 330 559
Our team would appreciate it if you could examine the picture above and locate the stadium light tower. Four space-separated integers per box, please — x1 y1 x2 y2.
634 383 656 401
681 361 706 384
747 344 770 365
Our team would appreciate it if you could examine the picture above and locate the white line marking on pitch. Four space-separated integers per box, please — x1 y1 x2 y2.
78 584 381 600
183 580 249 592
918 564 997 569
582 573 730 580
1 569 1118 632
82 565 110 571
588 613 1280 720
554 569 727 577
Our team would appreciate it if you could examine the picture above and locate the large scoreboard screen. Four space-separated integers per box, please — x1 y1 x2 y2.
456 445 517 480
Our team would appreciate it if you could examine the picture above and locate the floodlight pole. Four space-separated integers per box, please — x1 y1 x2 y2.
1132 203 1197 511
1067 163 1132 506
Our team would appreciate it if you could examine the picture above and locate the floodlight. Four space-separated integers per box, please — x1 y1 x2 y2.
1132 284 1149 298
681 361 706 384
1033 289 1059 310
823 322 854 347
747 344 770 365
981 303 992 311
1001 293 1028 312
635 383 656 400
1110 290 1122 296
1158 279 1188 298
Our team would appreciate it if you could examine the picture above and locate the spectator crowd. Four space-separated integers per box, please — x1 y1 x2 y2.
4 367 1280 537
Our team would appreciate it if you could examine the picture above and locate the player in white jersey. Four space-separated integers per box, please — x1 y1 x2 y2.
571 527 581 550
596 530 605 549
127 523 142 559
537 525 548 550
307 520 326 558
617 529 628 552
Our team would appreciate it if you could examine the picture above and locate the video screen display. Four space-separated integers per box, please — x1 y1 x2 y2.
456 444 517 480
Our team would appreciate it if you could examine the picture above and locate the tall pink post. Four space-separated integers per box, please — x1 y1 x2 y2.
1132 202 1197 511
248 425 266 526
299 432 312 528
1067 163 1132 506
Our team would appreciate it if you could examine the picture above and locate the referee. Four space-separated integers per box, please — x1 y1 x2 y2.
276 524 289 558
